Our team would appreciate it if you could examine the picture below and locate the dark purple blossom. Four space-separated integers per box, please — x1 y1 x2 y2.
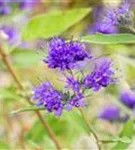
31 82 64 116
44 37 91 70
66 94 85 111
98 105 120 121
120 90 135 109
83 58 115 91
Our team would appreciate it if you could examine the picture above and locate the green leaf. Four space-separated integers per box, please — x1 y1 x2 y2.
12 49 41 68
0 86 22 102
112 120 134 150
0 142 9 149
25 120 46 143
81 34 135 44
11 106 45 114
23 8 91 40
102 137 132 144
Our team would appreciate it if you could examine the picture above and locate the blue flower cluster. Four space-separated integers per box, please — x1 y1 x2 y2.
31 82 64 116
99 89 135 122
92 0 133 34
31 37 116 116
98 105 120 121
45 37 90 70
0 0 38 15
120 90 135 109
83 58 115 91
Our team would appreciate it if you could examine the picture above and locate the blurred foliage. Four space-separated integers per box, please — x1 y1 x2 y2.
23 8 91 40
81 34 135 44
112 120 134 150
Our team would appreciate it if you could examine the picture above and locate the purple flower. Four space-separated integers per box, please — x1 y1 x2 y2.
66 94 85 111
19 0 38 10
115 0 134 27
66 77 80 93
0 3 12 15
83 58 115 91
120 90 135 109
92 0 133 34
116 0 130 14
31 82 64 116
98 105 120 121
0 2 11 15
91 21 118 34
0 26 19 45
44 37 91 70
91 5 118 34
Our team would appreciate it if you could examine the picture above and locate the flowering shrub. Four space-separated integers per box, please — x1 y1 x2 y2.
31 37 116 116
0 0 135 149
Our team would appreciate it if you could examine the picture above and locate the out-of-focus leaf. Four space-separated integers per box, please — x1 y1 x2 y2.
25 120 46 143
23 8 91 40
0 87 21 102
81 34 135 44
25 116 69 143
102 136 132 144
119 120 134 137
0 142 9 149
12 49 41 68
112 120 134 150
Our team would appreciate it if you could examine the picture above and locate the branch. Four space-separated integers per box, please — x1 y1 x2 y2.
79 108 101 150
0 45 62 150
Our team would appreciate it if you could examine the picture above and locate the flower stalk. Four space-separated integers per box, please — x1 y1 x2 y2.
0 44 62 150
79 108 101 150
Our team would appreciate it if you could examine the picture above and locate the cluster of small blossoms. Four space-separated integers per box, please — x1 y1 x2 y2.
99 89 135 122
91 0 134 34
83 58 115 91
31 37 116 116
0 0 38 16
44 37 90 70
31 82 64 116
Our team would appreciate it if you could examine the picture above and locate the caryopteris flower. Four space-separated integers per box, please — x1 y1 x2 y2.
31 35 117 116
91 5 118 34
31 82 64 116
120 90 135 109
93 0 133 34
44 37 91 70
66 94 85 111
83 58 115 91
114 0 134 27
91 21 118 34
66 76 81 93
98 105 120 121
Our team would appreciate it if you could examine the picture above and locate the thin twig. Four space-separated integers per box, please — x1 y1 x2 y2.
0 45 62 150
79 108 101 150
